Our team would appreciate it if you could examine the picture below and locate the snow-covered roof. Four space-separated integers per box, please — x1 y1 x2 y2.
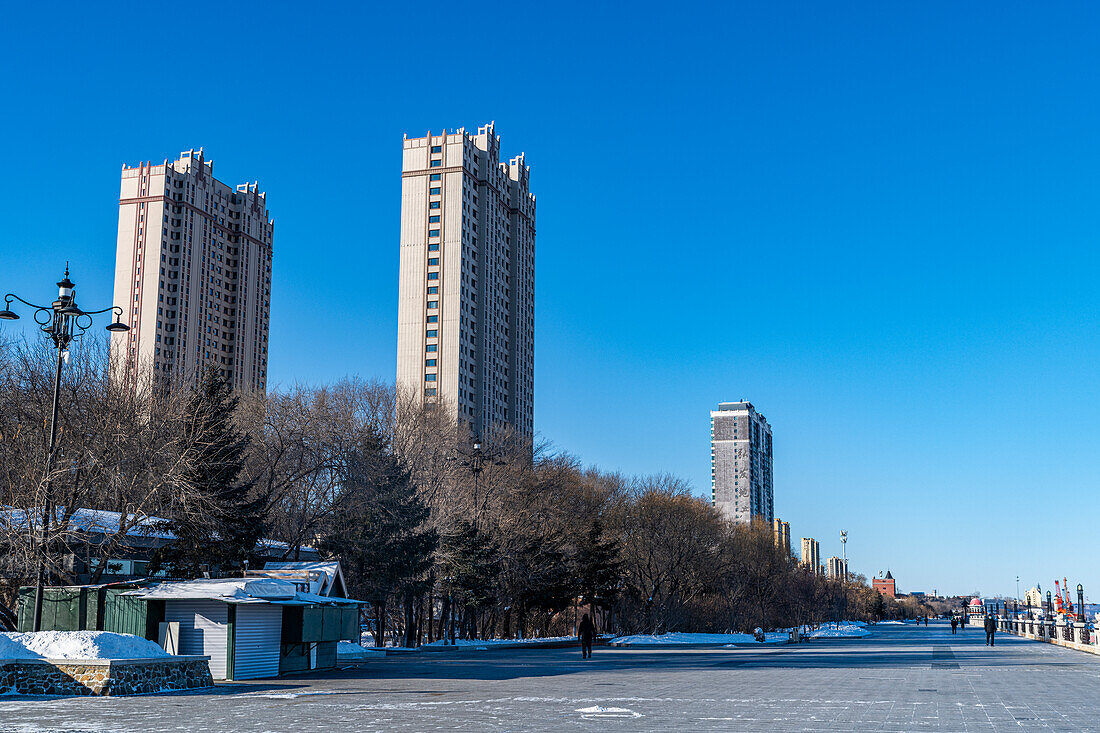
0 507 172 539
123 577 361 606
125 577 297 602
0 506 317 557
261 560 346 597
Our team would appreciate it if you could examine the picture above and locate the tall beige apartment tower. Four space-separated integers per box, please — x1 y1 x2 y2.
801 537 821 574
773 518 790 554
826 556 848 579
710 401 774 523
111 149 273 392
397 123 535 440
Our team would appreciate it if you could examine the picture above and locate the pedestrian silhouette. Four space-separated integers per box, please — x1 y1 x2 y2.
984 614 996 646
579 613 595 659
951 616 958 635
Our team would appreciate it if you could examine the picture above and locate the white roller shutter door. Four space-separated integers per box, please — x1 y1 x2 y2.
165 600 228 679
233 604 283 680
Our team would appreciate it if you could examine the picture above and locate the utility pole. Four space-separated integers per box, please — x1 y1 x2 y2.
840 531 848 580
840 530 848 624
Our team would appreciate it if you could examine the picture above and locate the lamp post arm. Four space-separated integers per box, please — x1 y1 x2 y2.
78 304 124 318
3 293 53 311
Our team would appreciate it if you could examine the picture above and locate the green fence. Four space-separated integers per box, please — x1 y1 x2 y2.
16 586 161 640
16 587 99 632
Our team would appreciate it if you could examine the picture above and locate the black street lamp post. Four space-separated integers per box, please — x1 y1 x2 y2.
1077 584 1085 623
449 440 505 528
0 268 128 631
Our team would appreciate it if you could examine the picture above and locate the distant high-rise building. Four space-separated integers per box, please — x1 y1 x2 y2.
773 519 790 554
397 123 535 441
111 149 273 392
826 556 848 580
710 401 774 523
800 537 820 574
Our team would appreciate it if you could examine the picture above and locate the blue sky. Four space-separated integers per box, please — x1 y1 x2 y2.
2 2 1098 598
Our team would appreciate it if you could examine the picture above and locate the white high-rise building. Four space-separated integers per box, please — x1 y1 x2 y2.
111 149 273 392
710 401 774 523
396 123 535 440
826 556 848 580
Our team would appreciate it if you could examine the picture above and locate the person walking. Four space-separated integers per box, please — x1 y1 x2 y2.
984 614 996 646
951 616 958 635
960 614 967 631
579 613 595 659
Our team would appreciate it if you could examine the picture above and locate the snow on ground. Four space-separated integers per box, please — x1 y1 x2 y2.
0 631 171 660
609 632 788 646
576 705 643 719
336 641 385 658
878 620 905 625
807 624 871 639
421 636 574 649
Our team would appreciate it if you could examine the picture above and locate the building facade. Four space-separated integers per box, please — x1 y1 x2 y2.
710 402 774 523
872 571 897 598
396 123 535 441
826 556 848 580
773 519 790 554
800 537 820 574
111 149 273 392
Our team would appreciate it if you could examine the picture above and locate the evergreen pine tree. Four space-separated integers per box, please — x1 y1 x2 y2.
575 519 623 623
151 367 262 577
319 442 437 646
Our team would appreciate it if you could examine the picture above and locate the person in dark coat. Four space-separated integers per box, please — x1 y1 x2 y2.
960 614 967 630
579 613 595 659
984 614 996 646
950 616 958 635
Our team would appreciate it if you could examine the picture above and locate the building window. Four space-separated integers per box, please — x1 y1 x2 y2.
430 173 441 181
425 373 437 381
427 315 438 323
426 329 437 337
429 187 440 195
427 300 438 309
426 344 437 352
428 243 439 251
425 388 437 396
429 215 440 223
430 160 442 167
428 258 439 265
431 145 442 153
426 359 437 366
429 201 440 209
427 286 439 294
429 229 440 237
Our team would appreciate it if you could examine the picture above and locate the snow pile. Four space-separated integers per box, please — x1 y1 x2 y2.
878 620 905 625
422 635 574 648
807 624 871 639
0 631 171 660
609 631 788 646
576 705 643 719
336 641 385 659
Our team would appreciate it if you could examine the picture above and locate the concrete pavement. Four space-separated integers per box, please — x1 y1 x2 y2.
3 621 1099 731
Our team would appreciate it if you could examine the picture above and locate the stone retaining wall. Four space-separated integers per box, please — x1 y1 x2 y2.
0 657 212 696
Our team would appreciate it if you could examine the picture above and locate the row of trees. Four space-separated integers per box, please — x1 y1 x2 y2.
0 335 929 640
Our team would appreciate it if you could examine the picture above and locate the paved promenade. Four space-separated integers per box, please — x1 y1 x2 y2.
3 621 1100 731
